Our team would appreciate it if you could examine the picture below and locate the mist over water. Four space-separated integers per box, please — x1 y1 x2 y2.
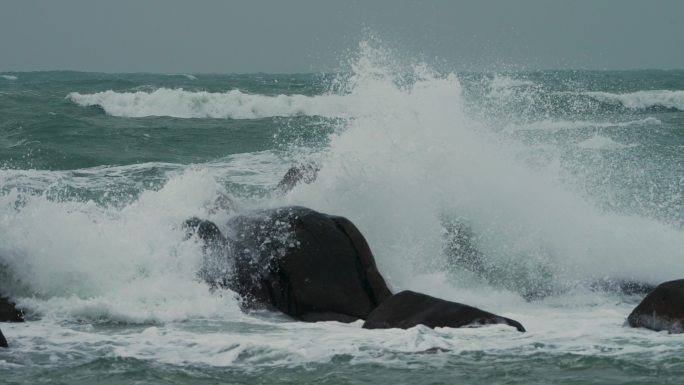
1 40 684 383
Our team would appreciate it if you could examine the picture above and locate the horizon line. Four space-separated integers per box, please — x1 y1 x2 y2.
3 68 684 76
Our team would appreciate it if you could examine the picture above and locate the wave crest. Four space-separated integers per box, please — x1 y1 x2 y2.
67 88 353 119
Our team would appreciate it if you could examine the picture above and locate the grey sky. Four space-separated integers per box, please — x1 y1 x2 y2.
1 0 683 73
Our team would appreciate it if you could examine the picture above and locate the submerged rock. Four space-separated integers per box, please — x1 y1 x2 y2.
0 297 24 322
0 328 6 348
362 290 526 332
627 279 684 332
194 206 392 322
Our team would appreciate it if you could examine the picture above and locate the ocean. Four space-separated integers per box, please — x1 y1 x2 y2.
2 42 684 384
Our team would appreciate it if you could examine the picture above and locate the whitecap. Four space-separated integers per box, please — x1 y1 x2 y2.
67 88 357 119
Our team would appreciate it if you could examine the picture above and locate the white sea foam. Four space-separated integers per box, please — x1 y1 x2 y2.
3 297 683 369
1 75 18 81
584 90 684 110
67 88 359 119
0 146 297 323
0 168 243 323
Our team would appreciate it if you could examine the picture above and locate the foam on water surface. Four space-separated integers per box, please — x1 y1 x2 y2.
2 294 683 370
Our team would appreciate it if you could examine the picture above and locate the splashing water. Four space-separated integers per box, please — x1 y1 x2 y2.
2 40 684 316
1 39 684 384
282 41 684 298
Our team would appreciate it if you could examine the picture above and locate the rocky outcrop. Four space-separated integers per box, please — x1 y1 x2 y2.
363 290 526 332
627 279 684 332
188 206 524 332
188 206 392 322
0 297 23 322
0 297 22 349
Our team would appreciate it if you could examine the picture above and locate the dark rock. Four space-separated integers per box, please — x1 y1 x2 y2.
0 297 23 322
0 297 21 349
184 218 225 244
277 163 319 192
362 290 525 332
627 279 684 332
184 218 231 289
222 206 392 322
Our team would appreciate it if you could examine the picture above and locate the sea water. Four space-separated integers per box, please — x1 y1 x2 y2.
1 41 684 384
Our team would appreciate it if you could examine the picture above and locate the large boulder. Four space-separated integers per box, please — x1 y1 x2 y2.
627 279 684 332
362 290 526 332
188 206 392 322
0 297 23 322
0 297 24 349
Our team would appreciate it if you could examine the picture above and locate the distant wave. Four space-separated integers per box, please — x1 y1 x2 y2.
583 90 684 111
166 73 197 80
1 75 18 81
67 88 351 119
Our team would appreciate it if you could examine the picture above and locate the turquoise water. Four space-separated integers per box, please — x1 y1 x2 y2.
2 45 684 384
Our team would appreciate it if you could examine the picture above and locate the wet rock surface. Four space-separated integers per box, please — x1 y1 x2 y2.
363 290 525 332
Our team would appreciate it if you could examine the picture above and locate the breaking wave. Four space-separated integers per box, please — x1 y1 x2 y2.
67 88 357 119
3 40 684 326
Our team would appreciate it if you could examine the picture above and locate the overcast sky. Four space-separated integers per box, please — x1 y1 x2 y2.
1 0 683 73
